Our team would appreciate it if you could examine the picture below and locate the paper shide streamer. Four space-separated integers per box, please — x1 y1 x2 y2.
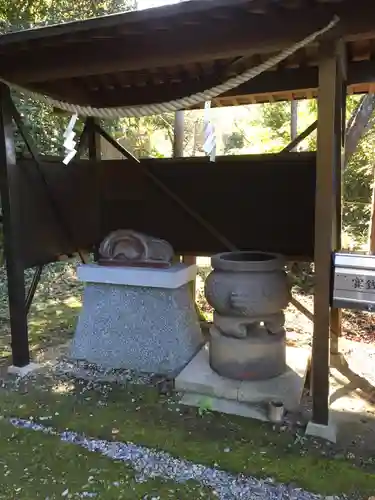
63 113 78 165
203 101 216 162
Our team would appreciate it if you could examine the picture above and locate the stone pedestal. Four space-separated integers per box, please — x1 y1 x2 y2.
175 344 310 422
70 263 204 376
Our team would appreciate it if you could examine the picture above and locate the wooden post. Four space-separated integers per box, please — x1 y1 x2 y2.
87 117 101 161
86 117 102 261
173 111 197 297
330 45 346 356
0 84 29 367
312 41 341 425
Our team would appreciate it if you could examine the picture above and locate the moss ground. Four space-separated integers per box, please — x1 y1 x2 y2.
0 261 375 498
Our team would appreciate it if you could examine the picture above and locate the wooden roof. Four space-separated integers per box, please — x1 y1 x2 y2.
1 0 375 109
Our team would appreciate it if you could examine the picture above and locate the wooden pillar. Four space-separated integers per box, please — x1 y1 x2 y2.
0 85 29 367
312 41 342 425
86 117 102 261
173 111 197 297
330 44 347 356
87 117 101 162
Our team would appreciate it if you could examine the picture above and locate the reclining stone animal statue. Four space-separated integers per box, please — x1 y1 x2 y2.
98 229 174 268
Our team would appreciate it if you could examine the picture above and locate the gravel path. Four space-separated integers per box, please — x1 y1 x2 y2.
10 417 340 500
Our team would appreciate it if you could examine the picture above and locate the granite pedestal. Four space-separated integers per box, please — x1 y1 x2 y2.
70 263 204 376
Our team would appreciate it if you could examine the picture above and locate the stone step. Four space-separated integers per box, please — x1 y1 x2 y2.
179 392 270 422
175 344 310 411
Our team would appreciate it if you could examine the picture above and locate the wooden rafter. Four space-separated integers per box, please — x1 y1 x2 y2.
1 0 375 95
0 15 331 84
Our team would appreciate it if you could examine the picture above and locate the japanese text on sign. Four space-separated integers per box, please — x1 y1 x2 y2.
352 277 375 290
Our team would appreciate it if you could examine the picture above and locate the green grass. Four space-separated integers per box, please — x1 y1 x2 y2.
0 262 81 360
0 419 213 499
2 378 375 498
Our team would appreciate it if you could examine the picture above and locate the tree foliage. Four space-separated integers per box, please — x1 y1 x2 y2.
0 0 135 157
223 128 246 155
0 0 134 32
255 97 375 246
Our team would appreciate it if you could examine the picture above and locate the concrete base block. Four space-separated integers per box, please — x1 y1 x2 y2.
7 362 42 377
176 344 309 411
305 419 337 443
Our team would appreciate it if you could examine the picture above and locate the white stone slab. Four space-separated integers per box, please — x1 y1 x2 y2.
8 362 42 377
238 346 310 410
175 344 310 411
305 419 337 443
77 263 196 289
180 393 269 421
175 344 241 399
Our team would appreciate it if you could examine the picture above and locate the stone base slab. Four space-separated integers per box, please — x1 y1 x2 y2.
8 362 42 377
305 419 337 443
175 344 309 421
180 393 269 421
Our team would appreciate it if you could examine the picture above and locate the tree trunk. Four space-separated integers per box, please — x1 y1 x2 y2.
172 110 184 267
290 100 298 149
173 111 184 158
345 94 375 167
192 120 199 157
349 95 375 253
369 165 375 254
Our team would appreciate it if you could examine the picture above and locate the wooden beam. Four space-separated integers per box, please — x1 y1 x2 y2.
25 266 43 315
220 60 375 102
22 59 375 111
312 40 340 425
282 120 317 153
4 0 375 85
86 117 102 261
0 84 30 367
0 12 339 84
87 117 101 162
